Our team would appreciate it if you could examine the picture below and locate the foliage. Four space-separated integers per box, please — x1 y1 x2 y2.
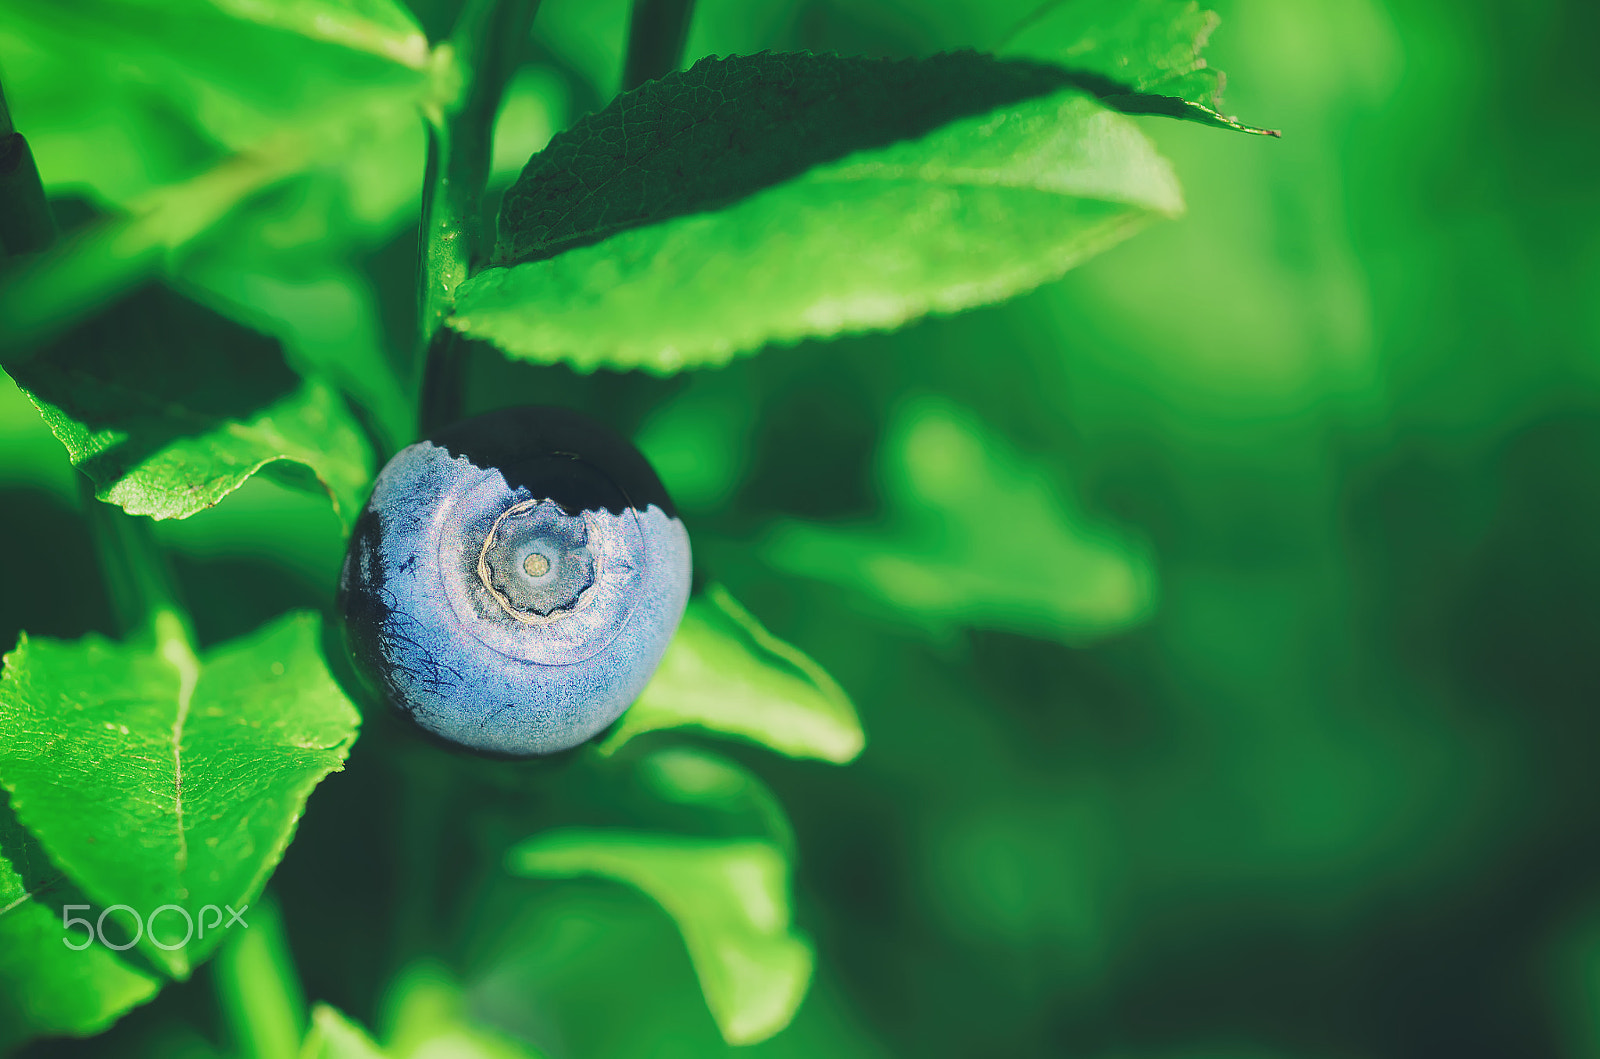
10 0 1586 1057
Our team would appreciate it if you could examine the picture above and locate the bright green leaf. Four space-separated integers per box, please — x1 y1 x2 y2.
762 397 1157 643
508 830 814 1046
1001 0 1278 135
5 284 374 525
453 81 1180 371
0 611 361 979
0 797 161 1052
599 584 864 764
301 1004 387 1059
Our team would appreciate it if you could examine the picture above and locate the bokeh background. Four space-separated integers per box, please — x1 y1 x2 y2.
4 0 1600 1056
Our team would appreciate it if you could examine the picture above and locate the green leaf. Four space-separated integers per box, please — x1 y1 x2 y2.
598 584 864 764
453 61 1180 371
301 1004 388 1059
762 397 1157 643
0 611 361 979
4 284 374 525
0 796 162 1052
0 2 448 356
198 0 429 69
508 830 814 1046
634 746 797 856
3 0 433 159
179 262 414 455
381 961 548 1059
1001 0 1278 135
491 52 1104 269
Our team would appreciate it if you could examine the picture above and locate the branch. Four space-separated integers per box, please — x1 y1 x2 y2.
416 0 543 436
623 0 697 91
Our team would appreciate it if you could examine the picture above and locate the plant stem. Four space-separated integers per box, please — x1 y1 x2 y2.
416 0 543 436
0 79 56 258
622 0 697 91
214 894 307 1059
79 478 197 652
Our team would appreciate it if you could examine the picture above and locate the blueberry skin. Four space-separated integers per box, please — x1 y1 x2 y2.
337 407 691 756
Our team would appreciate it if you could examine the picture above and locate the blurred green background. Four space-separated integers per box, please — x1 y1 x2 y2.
4 0 1600 1056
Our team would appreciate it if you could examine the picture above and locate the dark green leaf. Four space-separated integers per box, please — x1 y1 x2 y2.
0 611 361 979
762 397 1156 642
453 54 1181 372
598 584 864 763
492 52 1103 269
5 283 374 525
0 795 161 1051
507 830 813 1045
1001 0 1278 135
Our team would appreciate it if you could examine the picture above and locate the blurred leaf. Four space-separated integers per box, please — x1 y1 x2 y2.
301 1004 387 1059
1001 0 1277 135
381 960 547 1059
634 746 797 855
633 375 756 511
763 397 1156 642
3 0 433 158
454 99 1178 371
4 284 374 524
198 0 429 69
213 895 306 1059
508 830 814 1046
0 797 162 1051
180 262 412 454
0 612 361 979
0 5 450 357
599 584 864 764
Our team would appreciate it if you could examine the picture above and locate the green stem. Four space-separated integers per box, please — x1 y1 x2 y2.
213 893 307 1059
0 78 56 258
622 0 697 91
79 478 197 653
416 0 543 436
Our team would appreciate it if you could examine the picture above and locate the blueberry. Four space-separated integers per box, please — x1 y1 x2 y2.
337 407 691 756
